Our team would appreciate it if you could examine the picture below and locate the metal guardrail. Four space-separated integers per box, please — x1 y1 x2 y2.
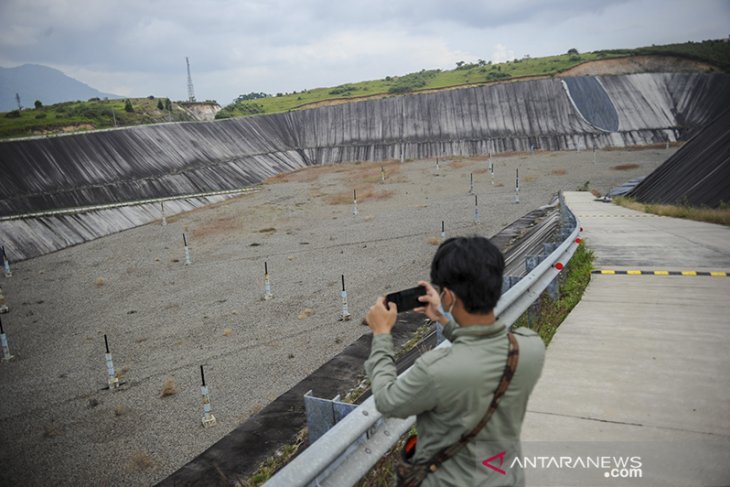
265 193 581 487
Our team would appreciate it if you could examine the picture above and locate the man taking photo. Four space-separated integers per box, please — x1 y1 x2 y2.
365 236 545 486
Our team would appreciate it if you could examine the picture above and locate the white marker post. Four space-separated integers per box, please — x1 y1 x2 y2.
352 190 358 216
200 365 217 428
435 158 440 174
514 168 520 204
2 246 11 278
183 233 192 265
161 201 167 226
264 261 273 300
440 221 446 240
0 316 13 361
469 173 474 194
339 275 351 321
104 334 119 390
489 159 494 186
474 194 480 224
593 146 597 165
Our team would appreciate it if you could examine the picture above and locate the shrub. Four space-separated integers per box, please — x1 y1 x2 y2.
124 99 134 112
160 377 177 397
486 71 511 80
329 84 357 96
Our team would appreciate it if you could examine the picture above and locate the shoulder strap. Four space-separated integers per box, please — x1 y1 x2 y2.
427 332 520 472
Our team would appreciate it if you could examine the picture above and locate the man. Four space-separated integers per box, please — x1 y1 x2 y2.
365 236 545 486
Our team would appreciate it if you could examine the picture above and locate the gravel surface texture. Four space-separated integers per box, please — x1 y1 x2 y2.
0 148 673 486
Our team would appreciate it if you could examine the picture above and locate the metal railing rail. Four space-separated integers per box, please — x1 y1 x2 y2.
265 196 580 487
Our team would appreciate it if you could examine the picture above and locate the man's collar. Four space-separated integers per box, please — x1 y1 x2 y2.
451 321 506 339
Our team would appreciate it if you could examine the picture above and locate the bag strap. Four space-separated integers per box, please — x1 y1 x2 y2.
426 332 520 472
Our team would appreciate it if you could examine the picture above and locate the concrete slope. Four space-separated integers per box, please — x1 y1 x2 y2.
521 192 730 486
1 73 728 262
628 107 730 208
3 73 728 218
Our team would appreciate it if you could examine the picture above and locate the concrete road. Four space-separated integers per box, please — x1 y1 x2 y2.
521 192 730 487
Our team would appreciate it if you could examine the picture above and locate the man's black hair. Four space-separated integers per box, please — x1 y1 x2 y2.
430 236 505 314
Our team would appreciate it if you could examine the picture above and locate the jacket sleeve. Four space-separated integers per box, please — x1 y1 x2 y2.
364 333 438 418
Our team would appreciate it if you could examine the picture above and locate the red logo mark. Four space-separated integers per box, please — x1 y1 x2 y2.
482 451 507 475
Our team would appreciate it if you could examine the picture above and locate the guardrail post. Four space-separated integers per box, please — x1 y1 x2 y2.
543 243 560 301
502 275 519 295
304 391 358 444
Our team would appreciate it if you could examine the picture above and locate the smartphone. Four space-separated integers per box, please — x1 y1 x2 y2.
385 286 427 313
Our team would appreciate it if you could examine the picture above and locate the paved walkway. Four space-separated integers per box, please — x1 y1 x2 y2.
521 192 730 487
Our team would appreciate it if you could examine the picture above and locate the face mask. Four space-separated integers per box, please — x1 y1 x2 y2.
437 304 455 323
438 291 456 324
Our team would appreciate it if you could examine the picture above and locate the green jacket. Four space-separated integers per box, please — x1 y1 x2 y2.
364 320 545 486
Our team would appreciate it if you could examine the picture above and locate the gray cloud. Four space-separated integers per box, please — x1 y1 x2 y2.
0 0 727 105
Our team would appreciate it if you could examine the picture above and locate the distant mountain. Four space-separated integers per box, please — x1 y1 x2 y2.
0 64 121 112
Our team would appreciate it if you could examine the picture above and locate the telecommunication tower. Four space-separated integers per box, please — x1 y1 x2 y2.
186 57 196 102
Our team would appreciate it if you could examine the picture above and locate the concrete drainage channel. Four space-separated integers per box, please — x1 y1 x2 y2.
160 195 574 486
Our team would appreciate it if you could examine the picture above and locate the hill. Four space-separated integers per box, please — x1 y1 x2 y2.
0 98 220 139
0 64 121 112
216 39 730 119
1 39 728 139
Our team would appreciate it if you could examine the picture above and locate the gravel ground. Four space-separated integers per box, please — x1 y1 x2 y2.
0 148 673 486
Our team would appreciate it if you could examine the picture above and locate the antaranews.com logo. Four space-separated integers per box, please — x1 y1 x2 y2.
482 451 643 480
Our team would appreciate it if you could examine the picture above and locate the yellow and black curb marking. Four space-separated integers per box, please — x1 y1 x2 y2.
592 270 728 277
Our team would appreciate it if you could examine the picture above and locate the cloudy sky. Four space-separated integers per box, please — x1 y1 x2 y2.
0 0 727 105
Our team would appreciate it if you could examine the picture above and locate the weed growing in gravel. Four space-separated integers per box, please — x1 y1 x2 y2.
324 185 394 205
240 429 307 486
297 308 315 320
611 163 640 171
130 451 155 471
43 420 64 438
160 377 177 397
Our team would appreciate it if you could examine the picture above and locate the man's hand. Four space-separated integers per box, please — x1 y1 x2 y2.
413 281 449 325
366 296 397 335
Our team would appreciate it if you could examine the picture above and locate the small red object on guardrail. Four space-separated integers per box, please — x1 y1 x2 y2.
576 237 583 244
554 262 564 270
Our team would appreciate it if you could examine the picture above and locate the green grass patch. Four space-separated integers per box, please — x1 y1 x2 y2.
614 196 730 226
0 97 193 139
512 242 594 345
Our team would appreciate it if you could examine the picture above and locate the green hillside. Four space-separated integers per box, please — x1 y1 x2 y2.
0 97 198 140
217 39 730 119
2 39 728 139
